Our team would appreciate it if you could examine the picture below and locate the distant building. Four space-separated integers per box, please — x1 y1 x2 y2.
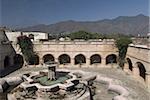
5 31 48 42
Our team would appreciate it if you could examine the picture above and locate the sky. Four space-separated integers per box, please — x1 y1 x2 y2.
0 0 149 28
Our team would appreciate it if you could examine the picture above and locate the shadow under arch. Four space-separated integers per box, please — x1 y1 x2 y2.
58 54 71 64
0 54 24 77
126 58 133 71
106 54 117 64
74 54 86 64
4 56 10 68
43 54 55 63
90 54 101 64
136 62 146 80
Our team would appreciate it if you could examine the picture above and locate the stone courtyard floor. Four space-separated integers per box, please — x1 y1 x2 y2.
3 66 150 100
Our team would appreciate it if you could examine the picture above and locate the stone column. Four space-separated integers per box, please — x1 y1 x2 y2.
145 71 150 92
55 58 58 63
123 62 129 72
101 57 106 67
71 58 74 67
132 66 139 79
55 58 59 67
86 58 90 67
39 58 43 65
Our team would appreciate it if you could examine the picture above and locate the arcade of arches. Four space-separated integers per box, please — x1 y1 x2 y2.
126 58 147 81
41 53 117 66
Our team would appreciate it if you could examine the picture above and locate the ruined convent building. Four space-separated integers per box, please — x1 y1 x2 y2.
1 29 150 92
0 30 20 77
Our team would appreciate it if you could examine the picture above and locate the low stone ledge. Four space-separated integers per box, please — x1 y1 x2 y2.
113 95 127 100
0 79 9 93
59 82 74 91
57 69 130 100
96 75 112 84
96 75 129 100
5 77 23 86
108 84 129 96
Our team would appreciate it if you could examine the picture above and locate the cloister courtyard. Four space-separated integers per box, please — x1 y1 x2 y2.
1 66 149 100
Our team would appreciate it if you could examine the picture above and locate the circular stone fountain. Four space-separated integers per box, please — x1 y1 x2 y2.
7 62 97 100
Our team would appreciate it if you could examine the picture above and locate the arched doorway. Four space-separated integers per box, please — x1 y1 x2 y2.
126 58 133 71
106 54 117 64
4 56 10 68
90 54 101 64
43 54 55 63
14 54 24 67
58 54 71 64
136 62 146 80
75 54 86 64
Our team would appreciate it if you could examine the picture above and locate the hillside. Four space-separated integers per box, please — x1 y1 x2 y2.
18 14 149 36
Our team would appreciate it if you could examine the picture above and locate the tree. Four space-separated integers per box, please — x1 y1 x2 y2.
17 35 38 65
68 31 103 40
115 37 132 69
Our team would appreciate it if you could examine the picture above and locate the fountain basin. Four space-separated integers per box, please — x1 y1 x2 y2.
21 70 78 92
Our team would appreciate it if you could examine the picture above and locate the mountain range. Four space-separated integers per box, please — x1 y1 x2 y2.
17 14 149 36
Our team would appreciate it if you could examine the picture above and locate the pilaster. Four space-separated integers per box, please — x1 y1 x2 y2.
101 57 106 67
145 71 150 92
123 62 129 72
71 58 74 67
86 58 90 67
132 66 139 79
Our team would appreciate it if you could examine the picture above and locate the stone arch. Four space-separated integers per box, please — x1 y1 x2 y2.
14 54 24 67
43 54 55 63
90 54 101 64
136 62 146 80
4 56 10 68
106 54 117 64
74 54 86 64
126 58 133 71
58 54 71 64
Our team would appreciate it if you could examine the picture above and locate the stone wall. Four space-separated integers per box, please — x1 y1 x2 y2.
33 40 118 68
125 44 150 92
0 31 16 73
126 44 150 71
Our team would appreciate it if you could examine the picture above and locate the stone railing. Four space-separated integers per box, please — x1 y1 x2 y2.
129 44 150 50
33 39 115 45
